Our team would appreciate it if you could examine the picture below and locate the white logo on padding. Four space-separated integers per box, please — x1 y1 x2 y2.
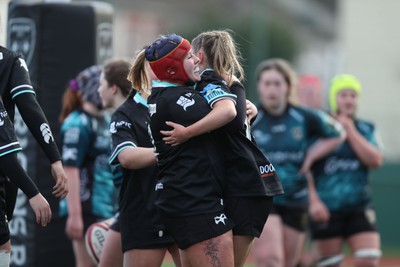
176 96 195 111
0 119 4 126
214 213 227 225
40 123 54 144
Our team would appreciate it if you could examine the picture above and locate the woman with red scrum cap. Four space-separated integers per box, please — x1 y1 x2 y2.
146 34 236 267
104 54 182 267
308 74 384 267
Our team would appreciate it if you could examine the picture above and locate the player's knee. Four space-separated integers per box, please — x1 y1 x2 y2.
0 250 11 267
353 248 381 267
255 252 282 267
316 254 344 267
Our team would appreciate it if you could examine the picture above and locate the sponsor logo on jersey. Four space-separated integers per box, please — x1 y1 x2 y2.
271 124 286 133
324 157 360 175
62 147 78 161
267 151 304 164
155 182 164 191
214 213 227 225
114 121 132 129
176 95 195 111
64 128 80 144
291 127 303 140
110 122 117 134
258 163 276 178
200 84 228 103
19 58 29 72
148 104 157 117
40 123 54 144
0 111 8 127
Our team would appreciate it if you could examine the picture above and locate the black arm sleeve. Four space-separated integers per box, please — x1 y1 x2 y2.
14 93 61 163
0 153 39 199
221 82 247 131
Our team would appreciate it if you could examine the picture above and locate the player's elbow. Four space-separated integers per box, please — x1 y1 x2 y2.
117 153 132 169
225 107 237 122
369 153 384 169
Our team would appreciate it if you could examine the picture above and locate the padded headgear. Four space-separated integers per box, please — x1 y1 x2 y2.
329 74 362 112
75 65 102 109
145 34 191 85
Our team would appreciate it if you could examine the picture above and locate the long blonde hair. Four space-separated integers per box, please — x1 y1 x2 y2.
127 49 150 97
191 30 245 84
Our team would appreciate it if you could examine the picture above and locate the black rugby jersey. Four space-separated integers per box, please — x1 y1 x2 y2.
0 46 60 161
0 46 35 120
0 98 22 158
196 70 284 197
148 81 225 217
109 94 168 229
253 105 342 206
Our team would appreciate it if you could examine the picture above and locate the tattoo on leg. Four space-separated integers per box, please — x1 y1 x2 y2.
204 238 222 267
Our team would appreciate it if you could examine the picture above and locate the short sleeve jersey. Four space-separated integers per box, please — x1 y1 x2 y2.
0 46 36 121
108 94 169 229
148 81 225 217
0 98 22 158
59 110 117 219
195 70 284 197
252 105 342 206
312 119 383 212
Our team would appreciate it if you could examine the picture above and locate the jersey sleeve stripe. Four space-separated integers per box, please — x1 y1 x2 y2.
109 141 137 165
10 84 33 93
0 147 22 158
210 94 237 109
11 90 36 99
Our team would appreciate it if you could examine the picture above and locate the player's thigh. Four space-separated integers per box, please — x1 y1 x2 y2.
99 229 122 267
183 230 234 267
253 214 284 258
283 224 307 267
123 248 167 267
314 237 344 257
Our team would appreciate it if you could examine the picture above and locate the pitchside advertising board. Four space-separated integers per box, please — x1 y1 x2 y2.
7 1 114 266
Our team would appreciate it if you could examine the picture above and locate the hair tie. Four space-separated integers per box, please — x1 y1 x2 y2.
69 79 79 92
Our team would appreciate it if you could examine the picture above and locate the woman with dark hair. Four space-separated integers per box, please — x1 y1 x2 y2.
251 58 345 267
59 65 117 267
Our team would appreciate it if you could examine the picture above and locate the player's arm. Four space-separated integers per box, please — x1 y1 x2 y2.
10 57 68 198
306 171 330 223
300 110 346 174
162 99 236 146
64 165 84 239
161 81 237 146
109 112 157 170
117 147 156 169
336 115 383 168
0 152 51 226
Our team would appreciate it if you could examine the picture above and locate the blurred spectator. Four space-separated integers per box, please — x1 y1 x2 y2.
59 65 117 267
309 74 384 267
251 58 344 267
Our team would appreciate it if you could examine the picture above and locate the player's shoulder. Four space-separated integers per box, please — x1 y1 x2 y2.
355 118 375 133
0 46 19 63
63 110 92 128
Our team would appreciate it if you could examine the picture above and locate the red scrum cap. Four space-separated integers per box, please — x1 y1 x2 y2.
145 34 191 85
